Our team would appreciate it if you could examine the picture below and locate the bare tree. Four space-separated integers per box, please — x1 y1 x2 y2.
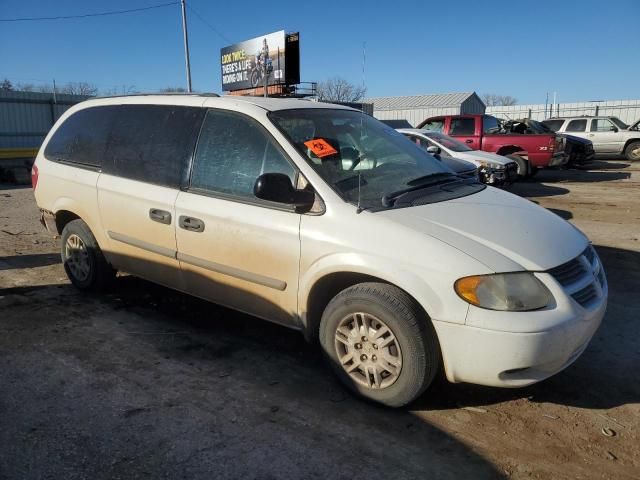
1 78 14 91
60 81 98 96
482 93 518 106
15 82 36 92
159 86 187 93
102 84 139 96
316 77 366 103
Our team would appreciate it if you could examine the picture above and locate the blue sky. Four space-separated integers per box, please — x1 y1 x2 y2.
1 0 638 103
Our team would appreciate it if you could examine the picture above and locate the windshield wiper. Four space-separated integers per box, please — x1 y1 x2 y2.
381 172 457 207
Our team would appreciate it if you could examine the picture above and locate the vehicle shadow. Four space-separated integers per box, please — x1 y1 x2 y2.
530 168 631 184
0 276 504 479
573 159 630 170
0 253 60 270
0 182 32 191
546 208 573 220
509 182 570 198
413 244 640 412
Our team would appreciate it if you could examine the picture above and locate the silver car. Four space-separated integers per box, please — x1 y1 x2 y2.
398 129 518 186
542 116 640 161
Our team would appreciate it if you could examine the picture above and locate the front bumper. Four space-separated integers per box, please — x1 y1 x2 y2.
548 152 568 167
434 247 607 387
434 295 605 387
479 162 519 186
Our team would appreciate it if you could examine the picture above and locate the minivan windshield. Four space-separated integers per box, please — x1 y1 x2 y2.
269 109 484 210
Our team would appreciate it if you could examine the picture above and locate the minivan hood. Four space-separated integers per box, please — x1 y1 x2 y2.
378 187 588 272
455 150 512 166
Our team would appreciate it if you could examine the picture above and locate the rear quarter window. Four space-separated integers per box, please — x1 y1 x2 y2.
566 119 587 132
44 106 118 168
541 119 565 132
104 105 205 188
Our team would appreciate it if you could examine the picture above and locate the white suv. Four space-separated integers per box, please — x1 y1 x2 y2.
542 116 640 161
33 95 607 406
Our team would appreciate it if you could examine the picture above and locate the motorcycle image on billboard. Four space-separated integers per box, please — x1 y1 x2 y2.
220 31 286 91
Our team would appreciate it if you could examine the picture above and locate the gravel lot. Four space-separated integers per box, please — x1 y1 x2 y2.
1 159 639 479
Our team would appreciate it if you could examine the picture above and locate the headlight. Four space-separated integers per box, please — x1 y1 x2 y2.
477 161 503 171
454 272 552 311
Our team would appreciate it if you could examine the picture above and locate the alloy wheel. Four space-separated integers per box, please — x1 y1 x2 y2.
334 312 402 389
64 234 91 282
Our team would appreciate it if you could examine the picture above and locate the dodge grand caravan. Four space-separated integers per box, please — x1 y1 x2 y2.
33 95 607 407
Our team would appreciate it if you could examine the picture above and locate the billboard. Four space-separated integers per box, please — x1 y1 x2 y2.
220 31 299 92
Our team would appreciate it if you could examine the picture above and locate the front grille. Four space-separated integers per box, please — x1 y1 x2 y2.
583 245 595 264
572 284 598 307
547 245 605 308
548 258 587 286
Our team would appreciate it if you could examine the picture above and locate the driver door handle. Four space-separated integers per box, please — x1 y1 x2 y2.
465 139 473 144
179 216 205 233
149 208 172 225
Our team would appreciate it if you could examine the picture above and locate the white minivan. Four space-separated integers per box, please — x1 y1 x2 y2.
33 95 607 407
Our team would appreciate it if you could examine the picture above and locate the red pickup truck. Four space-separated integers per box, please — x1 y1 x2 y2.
417 114 566 178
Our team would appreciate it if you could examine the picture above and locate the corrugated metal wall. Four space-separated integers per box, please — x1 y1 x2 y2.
486 99 640 124
373 106 462 127
461 95 486 115
372 93 487 127
0 91 89 149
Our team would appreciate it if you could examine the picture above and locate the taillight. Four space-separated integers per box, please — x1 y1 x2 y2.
31 164 39 190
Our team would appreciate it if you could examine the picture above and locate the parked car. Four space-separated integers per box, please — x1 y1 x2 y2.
33 95 607 407
420 152 479 180
541 116 640 161
398 128 518 186
418 114 567 178
503 118 594 167
360 123 479 180
557 134 595 166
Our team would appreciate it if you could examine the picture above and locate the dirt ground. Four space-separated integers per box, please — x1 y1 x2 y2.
1 159 638 479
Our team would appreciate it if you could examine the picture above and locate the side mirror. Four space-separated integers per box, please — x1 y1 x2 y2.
254 173 315 208
426 145 441 155
610 126 618 132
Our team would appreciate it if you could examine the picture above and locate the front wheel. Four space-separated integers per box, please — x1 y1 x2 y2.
625 141 640 161
319 283 440 407
506 154 530 179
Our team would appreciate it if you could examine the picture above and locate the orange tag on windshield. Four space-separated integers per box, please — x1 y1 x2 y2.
304 138 338 158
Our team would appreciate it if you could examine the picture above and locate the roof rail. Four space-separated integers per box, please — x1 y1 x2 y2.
96 92 220 99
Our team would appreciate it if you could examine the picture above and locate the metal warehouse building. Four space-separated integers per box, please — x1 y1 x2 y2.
366 92 486 127
0 90 89 151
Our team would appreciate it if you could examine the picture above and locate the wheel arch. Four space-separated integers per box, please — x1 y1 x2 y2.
54 209 81 235
496 145 528 157
623 138 640 151
301 265 442 343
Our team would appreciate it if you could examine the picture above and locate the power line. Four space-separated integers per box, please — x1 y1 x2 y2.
186 4 232 44
0 2 179 22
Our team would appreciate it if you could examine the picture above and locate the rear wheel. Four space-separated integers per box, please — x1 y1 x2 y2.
61 219 115 291
624 141 640 161
319 282 440 407
506 154 530 179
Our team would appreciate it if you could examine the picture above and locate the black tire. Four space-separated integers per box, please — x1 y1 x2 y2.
61 219 115 291
250 70 260 88
506 154 530 179
319 282 440 407
624 141 640 161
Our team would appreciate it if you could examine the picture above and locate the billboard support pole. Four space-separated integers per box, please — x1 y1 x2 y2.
180 0 193 93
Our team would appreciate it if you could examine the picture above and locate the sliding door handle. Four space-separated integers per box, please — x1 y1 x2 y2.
179 216 205 232
149 208 172 225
